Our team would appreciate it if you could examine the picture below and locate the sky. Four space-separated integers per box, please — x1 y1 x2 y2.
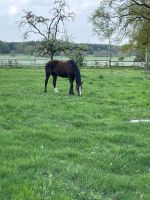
0 0 101 43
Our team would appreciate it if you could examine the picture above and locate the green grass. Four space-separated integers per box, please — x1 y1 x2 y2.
0 68 150 200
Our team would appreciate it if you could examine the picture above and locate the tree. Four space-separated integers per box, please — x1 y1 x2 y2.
18 0 75 60
64 43 87 68
105 0 150 72
24 45 34 55
108 0 150 39
0 41 10 54
90 1 117 67
131 20 150 72
110 0 150 24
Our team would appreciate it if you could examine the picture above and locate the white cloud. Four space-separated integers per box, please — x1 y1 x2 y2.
21 0 30 4
0 0 101 43
67 0 99 15
10 5 18 15
10 0 30 4
7 0 31 15
80 0 99 10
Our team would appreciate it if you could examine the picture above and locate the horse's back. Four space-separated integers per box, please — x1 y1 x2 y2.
45 60 74 77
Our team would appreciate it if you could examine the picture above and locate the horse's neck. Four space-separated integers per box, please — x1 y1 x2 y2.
75 69 81 84
69 60 81 84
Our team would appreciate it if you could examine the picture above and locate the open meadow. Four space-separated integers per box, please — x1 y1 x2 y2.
0 54 137 68
0 67 150 200
0 54 136 62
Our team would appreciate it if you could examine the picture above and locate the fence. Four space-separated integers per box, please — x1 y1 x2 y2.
0 58 145 68
84 60 144 68
0 58 47 68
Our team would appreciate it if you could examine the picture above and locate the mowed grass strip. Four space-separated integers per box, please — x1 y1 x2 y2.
0 68 150 200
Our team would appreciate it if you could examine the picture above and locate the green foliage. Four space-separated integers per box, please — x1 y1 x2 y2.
9 50 16 57
18 0 75 60
0 41 37 55
0 41 122 57
74 50 85 68
64 43 87 68
90 2 116 40
124 20 150 66
90 2 118 67
108 0 150 69
109 0 150 29
0 41 11 54
134 52 145 62
118 56 124 61
35 38 66 59
0 68 150 199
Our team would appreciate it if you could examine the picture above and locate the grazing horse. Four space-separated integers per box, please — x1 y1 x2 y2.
44 60 83 96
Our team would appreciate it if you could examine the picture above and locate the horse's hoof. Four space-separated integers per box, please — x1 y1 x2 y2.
54 88 59 93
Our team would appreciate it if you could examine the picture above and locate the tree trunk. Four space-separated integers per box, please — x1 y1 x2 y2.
108 38 112 67
145 47 148 74
50 53 54 61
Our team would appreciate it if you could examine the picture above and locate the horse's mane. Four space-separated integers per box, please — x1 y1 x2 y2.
67 60 81 84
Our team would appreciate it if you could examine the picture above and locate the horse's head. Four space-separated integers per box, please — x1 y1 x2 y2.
76 82 83 96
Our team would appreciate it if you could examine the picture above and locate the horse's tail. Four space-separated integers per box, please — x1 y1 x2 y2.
45 61 50 73
69 60 81 84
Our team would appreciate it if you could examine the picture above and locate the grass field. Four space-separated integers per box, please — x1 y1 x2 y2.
0 67 150 200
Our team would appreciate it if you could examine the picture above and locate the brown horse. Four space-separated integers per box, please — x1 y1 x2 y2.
44 60 83 96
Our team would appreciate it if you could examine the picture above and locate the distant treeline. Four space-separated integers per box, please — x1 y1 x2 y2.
0 40 126 57
0 41 37 55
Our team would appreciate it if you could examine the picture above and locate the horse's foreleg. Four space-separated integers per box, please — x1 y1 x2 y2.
69 77 74 95
44 74 50 93
53 76 58 93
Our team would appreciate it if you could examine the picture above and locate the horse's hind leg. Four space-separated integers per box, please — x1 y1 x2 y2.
44 73 50 93
52 75 58 93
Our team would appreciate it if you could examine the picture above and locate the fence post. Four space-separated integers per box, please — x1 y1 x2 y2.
34 59 36 69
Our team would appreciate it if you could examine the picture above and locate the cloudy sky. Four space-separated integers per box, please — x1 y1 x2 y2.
0 0 102 43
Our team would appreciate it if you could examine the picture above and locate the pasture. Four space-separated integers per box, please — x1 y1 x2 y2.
0 67 150 200
0 54 138 69
0 54 135 61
